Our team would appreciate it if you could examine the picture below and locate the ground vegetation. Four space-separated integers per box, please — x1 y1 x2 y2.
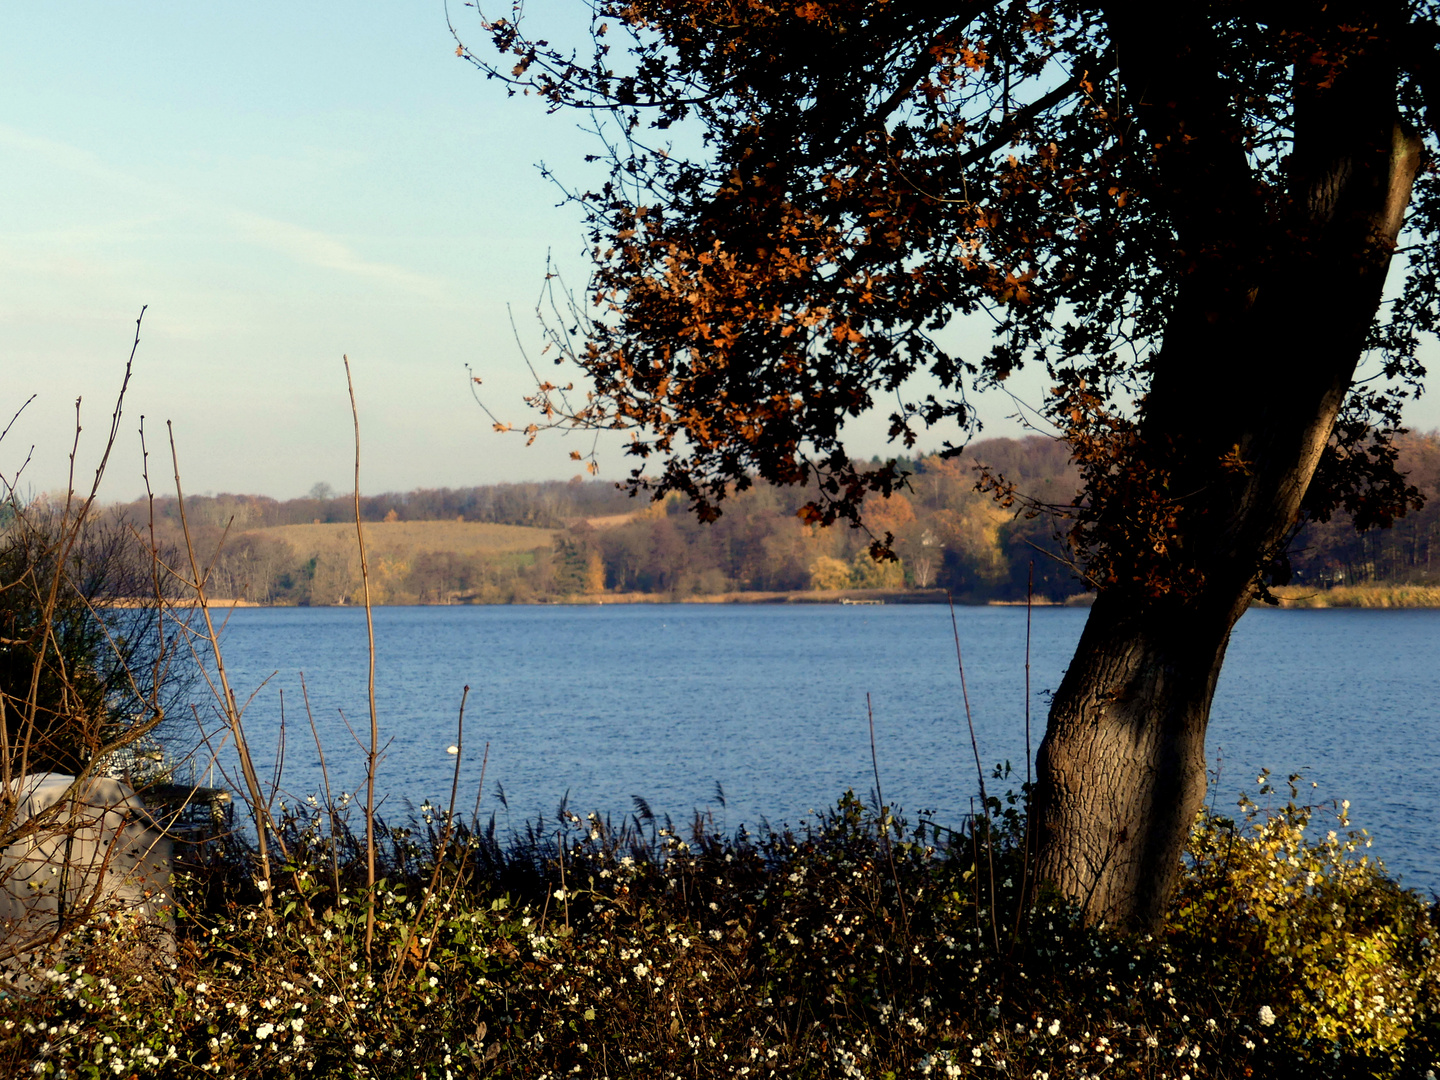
3 777 1436 1079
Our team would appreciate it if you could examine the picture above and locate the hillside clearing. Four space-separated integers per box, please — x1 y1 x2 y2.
243 520 557 561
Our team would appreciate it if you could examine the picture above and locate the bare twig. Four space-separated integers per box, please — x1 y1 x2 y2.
950 594 998 952
343 355 382 961
392 685 470 987
167 422 273 909
867 693 909 936
301 675 343 901
1014 560 1035 942
0 395 36 445
470 741 491 834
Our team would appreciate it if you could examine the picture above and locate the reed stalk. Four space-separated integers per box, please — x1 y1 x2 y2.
343 356 382 961
950 594 999 952
167 424 274 909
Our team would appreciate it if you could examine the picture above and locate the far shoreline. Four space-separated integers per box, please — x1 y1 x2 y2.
125 583 1440 610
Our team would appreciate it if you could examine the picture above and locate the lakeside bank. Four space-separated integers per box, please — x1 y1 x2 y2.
1267 583 1440 608
164 583 1440 608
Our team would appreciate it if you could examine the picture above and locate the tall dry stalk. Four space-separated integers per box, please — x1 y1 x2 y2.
1013 560 1036 942
388 685 470 989
166 423 273 908
866 692 908 935
343 356 382 960
301 676 344 901
950 594 999 952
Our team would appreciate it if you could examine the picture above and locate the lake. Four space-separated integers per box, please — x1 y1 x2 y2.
193 603 1440 895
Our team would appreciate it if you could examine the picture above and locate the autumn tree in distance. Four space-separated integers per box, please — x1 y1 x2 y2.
459 1 1440 928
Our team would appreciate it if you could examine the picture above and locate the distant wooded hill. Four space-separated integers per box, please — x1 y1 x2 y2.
105 432 1440 605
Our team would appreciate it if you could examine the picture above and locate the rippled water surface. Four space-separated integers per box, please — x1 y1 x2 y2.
201 604 1440 893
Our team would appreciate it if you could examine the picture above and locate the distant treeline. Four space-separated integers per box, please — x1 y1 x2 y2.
1292 432 1440 586
99 432 1440 605
133 478 633 533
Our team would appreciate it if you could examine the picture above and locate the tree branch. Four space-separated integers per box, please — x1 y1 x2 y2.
1400 25 1440 135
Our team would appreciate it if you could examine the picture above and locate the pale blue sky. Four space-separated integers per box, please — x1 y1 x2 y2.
3 2 613 501
2 4 1433 502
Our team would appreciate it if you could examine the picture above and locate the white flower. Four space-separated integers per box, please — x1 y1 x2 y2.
1258 1005 1276 1027
255 1023 275 1040
1047 1020 1061 1037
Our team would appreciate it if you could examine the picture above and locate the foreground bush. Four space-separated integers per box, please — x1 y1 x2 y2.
2 781 1437 1079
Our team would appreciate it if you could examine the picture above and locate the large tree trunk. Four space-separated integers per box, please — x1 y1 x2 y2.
1030 6 1424 929
1032 589 1246 927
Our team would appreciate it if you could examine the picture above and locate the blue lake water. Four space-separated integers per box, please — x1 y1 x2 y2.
194 604 1440 895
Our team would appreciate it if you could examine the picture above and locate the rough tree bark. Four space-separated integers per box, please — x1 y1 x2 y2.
1032 8 1425 929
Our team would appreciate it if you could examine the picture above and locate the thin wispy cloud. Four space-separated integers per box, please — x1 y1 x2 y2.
0 123 138 188
0 122 446 298
228 211 446 295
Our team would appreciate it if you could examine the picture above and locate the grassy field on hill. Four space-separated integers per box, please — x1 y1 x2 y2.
248 520 557 562
190 520 560 605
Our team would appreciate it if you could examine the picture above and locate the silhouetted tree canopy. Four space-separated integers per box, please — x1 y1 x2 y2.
463 1 1440 927
462 0 1439 583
